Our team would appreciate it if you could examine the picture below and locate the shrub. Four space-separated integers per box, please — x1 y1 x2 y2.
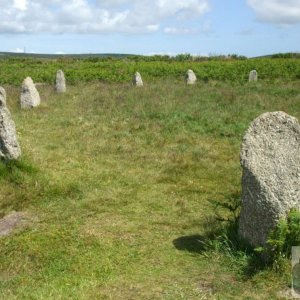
256 209 300 270
207 199 300 272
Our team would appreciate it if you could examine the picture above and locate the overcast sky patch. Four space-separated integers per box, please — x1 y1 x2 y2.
247 0 300 25
0 0 210 34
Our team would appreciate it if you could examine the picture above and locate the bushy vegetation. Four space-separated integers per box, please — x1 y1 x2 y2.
0 55 300 86
205 195 300 275
254 209 300 270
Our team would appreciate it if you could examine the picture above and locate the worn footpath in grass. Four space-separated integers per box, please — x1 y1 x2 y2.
0 80 299 299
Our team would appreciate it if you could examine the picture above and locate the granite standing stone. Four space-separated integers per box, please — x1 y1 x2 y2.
239 111 300 247
186 69 197 85
249 70 258 82
0 88 21 160
0 86 6 105
55 69 66 93
20 77 41 108
132 72 143 86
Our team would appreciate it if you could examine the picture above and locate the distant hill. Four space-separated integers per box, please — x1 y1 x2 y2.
0 51 299 61
253 52 300 59
0 52 138 59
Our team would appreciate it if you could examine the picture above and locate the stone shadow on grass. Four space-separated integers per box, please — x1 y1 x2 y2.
173 230 265 279
173 193 270 278
173 224 267 279
173 235 206 254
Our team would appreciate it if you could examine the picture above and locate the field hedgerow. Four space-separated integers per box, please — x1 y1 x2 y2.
0 56 300 85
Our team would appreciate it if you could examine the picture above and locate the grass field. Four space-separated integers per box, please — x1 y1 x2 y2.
0 78 299 299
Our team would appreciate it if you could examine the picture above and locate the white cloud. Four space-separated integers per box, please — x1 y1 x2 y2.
13 0 27 11
10 47 25 53
0 0 210 34
10 47 36 53
164 20 211 35
247 0 300 25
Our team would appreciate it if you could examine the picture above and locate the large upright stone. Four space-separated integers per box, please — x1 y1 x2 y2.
239 111 300 247
0 88 21 160
20 77 41 108
186 69 197 85
249 70 258 82
55 69 66 93
132 72 143 87
0 86 6 105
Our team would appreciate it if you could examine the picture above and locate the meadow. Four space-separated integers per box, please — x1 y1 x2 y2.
0 56 300 299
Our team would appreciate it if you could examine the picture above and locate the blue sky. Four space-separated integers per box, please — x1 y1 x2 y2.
1 0 300 57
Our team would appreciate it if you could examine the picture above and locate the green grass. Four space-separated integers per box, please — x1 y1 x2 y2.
0 79 299 299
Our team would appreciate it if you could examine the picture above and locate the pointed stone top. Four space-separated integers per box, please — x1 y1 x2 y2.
55 69 66 93
23 76 34 85
20 77 41 109
132 72 143 86
186 69 197 85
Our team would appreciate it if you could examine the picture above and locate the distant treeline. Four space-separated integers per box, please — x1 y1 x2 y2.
0 52 248 61
1 51 300 61
269 53 300 59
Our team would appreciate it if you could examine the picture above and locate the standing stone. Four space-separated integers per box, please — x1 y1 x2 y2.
20 77 41 108
55 69 66 93
239 111 300 247
186 69 197 85
0 88 21 160
0 86 6 105
249 70 258 82
132 72 143 87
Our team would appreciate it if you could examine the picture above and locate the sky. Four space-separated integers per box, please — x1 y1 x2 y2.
0 0 300 57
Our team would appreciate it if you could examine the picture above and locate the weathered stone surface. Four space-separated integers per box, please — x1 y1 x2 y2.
239 111 300 247
186 69 197 85
132 72 143 86
0 212 31 237
20 77 41 108
0 88 21 160
0 86 6 105
249 70 258 82
55 69 66 93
